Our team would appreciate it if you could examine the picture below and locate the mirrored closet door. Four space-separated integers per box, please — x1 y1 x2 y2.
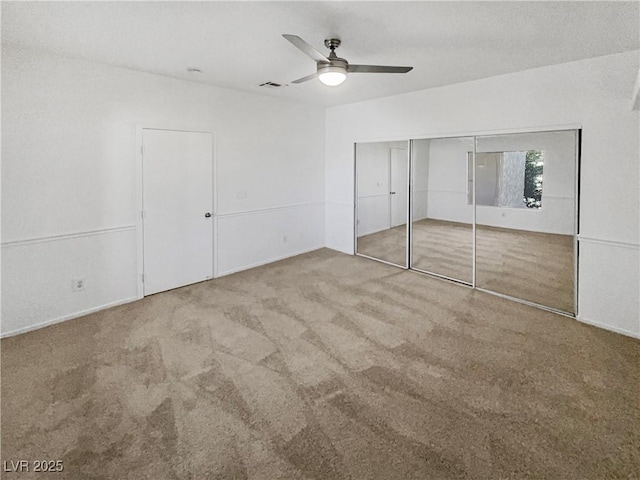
354 129 578 316
411 137 474 284
475 130 578 313
355 141 409 267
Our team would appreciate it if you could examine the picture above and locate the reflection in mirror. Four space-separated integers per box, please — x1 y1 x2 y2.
475 130 577 313
411 137 474 283
469 150 544 208
355 141 408 267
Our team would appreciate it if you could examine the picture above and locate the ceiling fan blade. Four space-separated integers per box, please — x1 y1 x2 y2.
291 72 318 84
283 34 330 63
349 65 413 74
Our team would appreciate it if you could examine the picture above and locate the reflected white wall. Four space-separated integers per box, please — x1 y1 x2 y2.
356 141 406 237
476 131 576 235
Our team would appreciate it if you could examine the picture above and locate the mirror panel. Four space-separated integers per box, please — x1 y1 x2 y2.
411 137 474 283
356 141 408 267
475 130 577 313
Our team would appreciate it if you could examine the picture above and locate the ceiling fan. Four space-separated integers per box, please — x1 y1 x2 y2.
283 34 413 87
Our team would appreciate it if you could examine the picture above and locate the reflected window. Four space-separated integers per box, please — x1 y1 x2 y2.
467 150 544 209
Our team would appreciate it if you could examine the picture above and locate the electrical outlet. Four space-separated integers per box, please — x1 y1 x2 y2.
72 278 85 292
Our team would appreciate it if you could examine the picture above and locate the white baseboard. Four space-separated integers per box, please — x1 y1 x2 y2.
1 295 142 339
216 245 324 278
576 315 640 340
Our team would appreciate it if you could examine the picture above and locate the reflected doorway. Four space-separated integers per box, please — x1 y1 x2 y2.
355 141 409 267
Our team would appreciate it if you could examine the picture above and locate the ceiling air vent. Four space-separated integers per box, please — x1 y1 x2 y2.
259 81 283 88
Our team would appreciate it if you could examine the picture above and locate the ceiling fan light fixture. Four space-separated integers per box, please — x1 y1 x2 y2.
318 65 347 87
283 34 413 86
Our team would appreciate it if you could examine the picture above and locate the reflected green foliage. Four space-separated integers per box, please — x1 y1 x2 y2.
524 150 543 208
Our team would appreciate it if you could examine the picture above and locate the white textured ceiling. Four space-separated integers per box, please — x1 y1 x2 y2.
2 1 639 107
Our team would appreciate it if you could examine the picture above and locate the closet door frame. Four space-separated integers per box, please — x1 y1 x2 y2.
472 128 580 317
353 124 581 317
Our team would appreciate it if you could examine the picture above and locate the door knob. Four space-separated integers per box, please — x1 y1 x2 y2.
204 212 211 218
390 192 396 195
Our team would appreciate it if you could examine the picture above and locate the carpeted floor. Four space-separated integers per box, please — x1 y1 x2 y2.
357 223 409 267
357 218 574 312
2 248 638 479
476 223 574 313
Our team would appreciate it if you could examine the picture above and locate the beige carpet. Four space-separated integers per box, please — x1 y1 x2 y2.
357 225 408 267
476 223 574 313
411 219 473 283
2 249 638 479
358 219 574 312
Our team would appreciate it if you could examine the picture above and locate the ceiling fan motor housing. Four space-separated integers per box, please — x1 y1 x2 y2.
318 57 348 74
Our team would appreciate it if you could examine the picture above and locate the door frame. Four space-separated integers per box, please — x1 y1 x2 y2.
389 147 408 229
135 125 217 299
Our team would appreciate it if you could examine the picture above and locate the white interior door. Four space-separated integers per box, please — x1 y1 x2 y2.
142 129 213 295
390 148 408 227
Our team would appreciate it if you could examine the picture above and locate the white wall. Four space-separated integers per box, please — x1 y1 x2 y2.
1 44 326 336
474 153 499 206
325 50 640 338
418 137 475 225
